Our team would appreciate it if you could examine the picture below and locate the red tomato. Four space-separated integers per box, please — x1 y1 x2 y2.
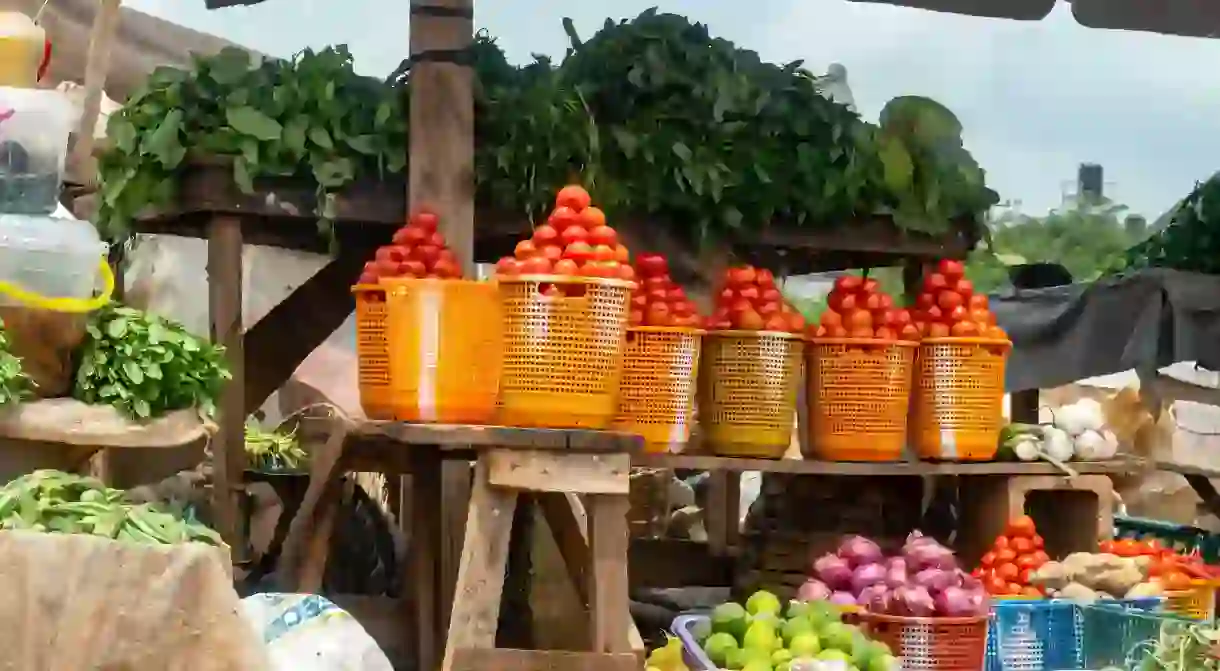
357 272 379 285
432 259 460 278
916 293 936 310
892 309 913 326
757 301 781 317
564 241 594 264
1011 537 1034 554
761 287 782 303
862 293 883 311
1163 571 1193 591
899 324 921 341
986 575 1010 595
580 206 607 229
496 257 521 276
821 310 844 329
1098 539 1116 554
1019 586 1042 599
925 305 945 322
1032 550 1049 566
1113 539 1140 558
954 278 974 300
636 254 668 278
994 536 1012 550
645 302 672 326
927 322 951 338
879 294 894 310
996 548 1017 564
592 244 617 263
830 292 858 313
735 309 764 331
969 308 992 325
937 290 963 312
937 259 965 280
553 259 579 275
947 305 969 323
833 275 863 293
738 286 760 302
1032 534 1045 549
515 240 537 260
588 225 618 248
1016 554 1039 570
532 224 559 246
402 260 427 277
521 256 552 274
970 293 990 310
728 266 757 287
410 210 439 232
861 278 880 294
786 312 806 333
555 185 591 211
1018 568 1034 585
848 327 874 339
1007 516 1037 538
950 321 979 337
559 225 588 246
411 244 440 265
375 246 404 263
874 326 896 341
845 309 873 331
628 309 644 326
923 273 949 293
756 269 775 287
764 314 790 332
615 245 630 263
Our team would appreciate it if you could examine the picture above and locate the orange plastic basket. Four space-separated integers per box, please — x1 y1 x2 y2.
697 330 804 458
353 279 503 423
910 337 1011 461
860 612 989 671
496 275 633 430
614 326 703 453
806 337 917 462
1165 581 1217 621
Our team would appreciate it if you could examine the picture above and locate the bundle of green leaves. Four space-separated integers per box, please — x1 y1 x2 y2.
72 305 231 420
1117 173 1220 275
96 45 407 242
0 319 31 407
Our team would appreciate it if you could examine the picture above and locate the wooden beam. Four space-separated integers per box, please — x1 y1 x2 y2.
449 648 638 671
72 0 122 188
408 0 476 272
207 215 245 553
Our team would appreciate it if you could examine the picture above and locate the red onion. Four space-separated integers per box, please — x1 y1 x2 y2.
933 586 983 617
891 585 935 617
913 567 958 593
884 560 908 588
850 562 887 595
828 591 857 607
837 535 884 568
814 553 854 591
857 584 890 613
797 578 831 602
903 539 957 572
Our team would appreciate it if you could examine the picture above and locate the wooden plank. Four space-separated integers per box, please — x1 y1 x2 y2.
442 458 518 671
440 460 473 632
449 648 638 671
536 492 591 604
242 252 369 415
410 453 443 671
634 453 1145 476
705 471 740 556
587 494 631 654
355 422 641 452
71 0 122 188
408 0 476 272
487 450 631 495
273 418 349 590
207 215 246 553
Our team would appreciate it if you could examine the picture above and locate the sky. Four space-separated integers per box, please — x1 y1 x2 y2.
126 0 1220 220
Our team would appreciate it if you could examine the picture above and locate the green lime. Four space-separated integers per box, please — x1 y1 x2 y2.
704 632 739 668
746 590 783 617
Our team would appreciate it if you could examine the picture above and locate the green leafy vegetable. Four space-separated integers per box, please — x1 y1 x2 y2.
0 469 222 546
1117 173 1220 275
72 304 231 420
0 319 31 406
245 421 308 472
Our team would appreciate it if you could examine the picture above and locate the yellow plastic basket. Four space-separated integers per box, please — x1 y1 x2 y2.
698 330 804 458
910 337 1010 461
614 326 703 452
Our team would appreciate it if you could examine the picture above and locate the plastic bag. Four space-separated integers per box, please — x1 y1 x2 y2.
239 593 394 671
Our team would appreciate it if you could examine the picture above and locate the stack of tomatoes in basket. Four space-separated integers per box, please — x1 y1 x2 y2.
973 515 1050 597
357 210 463 283
705 265 805 333
809 275 919 342
1101 538 1220 587
911 260 1007 340
629 254 702 328
494 185 634 283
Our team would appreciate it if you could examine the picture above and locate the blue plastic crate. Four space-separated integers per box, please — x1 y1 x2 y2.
985 598 1162 671
671 612 716 671
1077 602 1200 669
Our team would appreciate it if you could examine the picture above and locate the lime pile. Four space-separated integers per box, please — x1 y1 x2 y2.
695 590 897 671
647 634 691 671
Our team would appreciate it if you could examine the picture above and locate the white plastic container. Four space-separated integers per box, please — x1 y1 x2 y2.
0 213 106 305
0 86 74 214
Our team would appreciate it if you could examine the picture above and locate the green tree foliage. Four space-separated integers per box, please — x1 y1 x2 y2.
966 199 1150 294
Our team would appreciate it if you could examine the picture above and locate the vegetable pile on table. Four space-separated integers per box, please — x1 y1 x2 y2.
999 397 1120 462
629 253 702 328
706 265 805 333
1028 546 1213 602
692 590 896 671
72 304 231 420
804 532 989 617
495 184 634 282
0 317 30 407
245 421 307 472
909 259 1006 339
808 275 917 341
0 470 222 546
358 209 464 283
972 515 1050 597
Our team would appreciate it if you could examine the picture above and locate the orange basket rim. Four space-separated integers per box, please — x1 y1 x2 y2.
809 337 919 348
497 274 637 290
351 278 490 293
920 336 1013 348
627 325 706 335
858 611 990 625
704 328 804 340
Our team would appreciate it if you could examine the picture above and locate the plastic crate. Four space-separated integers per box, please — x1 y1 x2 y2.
1114 514 1220 562
985 598 1162 671
1077 602 1202 669
671 612 715 671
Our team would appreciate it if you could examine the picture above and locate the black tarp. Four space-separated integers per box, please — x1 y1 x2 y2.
991 269 1220 391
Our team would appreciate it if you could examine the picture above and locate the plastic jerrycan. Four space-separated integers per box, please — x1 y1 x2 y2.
0 213 115 313
0 12 46 89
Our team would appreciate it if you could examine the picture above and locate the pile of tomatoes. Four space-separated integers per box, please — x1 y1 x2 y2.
973 515 1051 597
912 259 1007 340
358 210 463 284
809 275 919 341
629 254 702 328
705 266 805 333
495 185 635 281
1100 538 1220 589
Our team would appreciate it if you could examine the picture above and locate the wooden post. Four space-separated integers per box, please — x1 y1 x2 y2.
207 216 246 555
73 0 123 188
